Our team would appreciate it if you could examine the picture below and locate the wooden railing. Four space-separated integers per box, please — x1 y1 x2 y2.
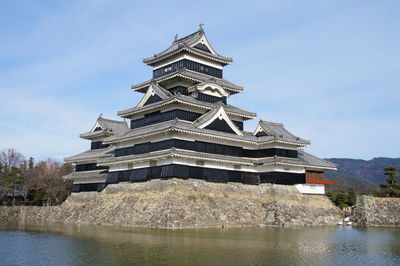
306 177 334 185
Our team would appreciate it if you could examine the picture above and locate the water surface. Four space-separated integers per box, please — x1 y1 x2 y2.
0 222 399 265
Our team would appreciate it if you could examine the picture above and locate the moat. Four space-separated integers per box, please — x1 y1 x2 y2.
1 222 399 265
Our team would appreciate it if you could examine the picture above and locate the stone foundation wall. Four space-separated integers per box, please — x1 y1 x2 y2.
352 195 400 226
0 179 343 228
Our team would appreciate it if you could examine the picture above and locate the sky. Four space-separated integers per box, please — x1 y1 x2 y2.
0 0 399 161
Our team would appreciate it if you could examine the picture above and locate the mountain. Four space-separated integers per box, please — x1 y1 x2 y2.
324 157 400 193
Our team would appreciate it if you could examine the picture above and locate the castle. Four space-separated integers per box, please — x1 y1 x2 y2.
64 26 335 195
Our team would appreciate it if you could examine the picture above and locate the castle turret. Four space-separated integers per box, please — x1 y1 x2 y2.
64 27 336 194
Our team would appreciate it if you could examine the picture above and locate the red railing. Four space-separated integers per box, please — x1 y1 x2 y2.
306 177 334 185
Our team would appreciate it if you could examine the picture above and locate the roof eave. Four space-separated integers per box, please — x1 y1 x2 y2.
79 130 112 140
130 71 243 94
117 97 256 119
143 46 233 66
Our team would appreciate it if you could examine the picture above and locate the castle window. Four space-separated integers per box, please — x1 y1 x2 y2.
153 59 222 79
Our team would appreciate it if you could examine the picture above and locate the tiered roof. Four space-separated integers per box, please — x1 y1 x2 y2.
103 119 309 146
97 147 336 170
131 69 243 94
64 27 336 191
118 89 256 119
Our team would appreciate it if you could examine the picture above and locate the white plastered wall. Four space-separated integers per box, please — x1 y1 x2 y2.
294 184 325 194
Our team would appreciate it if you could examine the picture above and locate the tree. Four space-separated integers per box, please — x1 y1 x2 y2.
20 159 37 203
326 191 336 203
5 166 25 205
347 187 357 206
0 162 5 201
383 166 400 185
0 149 25 171
374 166 400 197
0 149 73 206
335 190 348 208
327 187 358 208
31 159 72 205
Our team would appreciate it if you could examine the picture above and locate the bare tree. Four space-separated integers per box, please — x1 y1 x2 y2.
0 149 25 171
0 149 26 204
34 159 72 205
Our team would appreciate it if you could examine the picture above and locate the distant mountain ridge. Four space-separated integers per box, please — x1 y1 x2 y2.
324 157 400 193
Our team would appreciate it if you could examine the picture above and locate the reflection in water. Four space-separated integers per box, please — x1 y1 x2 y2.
0 222 399 265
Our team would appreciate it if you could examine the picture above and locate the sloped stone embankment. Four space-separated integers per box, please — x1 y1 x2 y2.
352 195 400 226
0 179 342 228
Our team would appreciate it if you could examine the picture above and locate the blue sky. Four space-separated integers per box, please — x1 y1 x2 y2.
0 0 399 161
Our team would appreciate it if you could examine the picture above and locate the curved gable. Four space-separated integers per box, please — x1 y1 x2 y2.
195 106 243 136
136 84 172 108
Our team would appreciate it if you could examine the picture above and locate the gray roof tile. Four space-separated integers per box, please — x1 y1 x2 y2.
80 115 129 139
256 120 310 145
64 146 114 163
297 150 337 169
131 69 243 94
98 148 335 170
103 120 308 146
63 169 108 181
150 82 173 100
118 93 256 119
192 104 222 128
143 30 233 65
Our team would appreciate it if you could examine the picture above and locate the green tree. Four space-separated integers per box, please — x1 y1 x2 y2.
347 187 357 206
0 162 5 201
28 157 35 170
335 190 348 208
326 191 336 203
5 166 26 205
374 166 400 197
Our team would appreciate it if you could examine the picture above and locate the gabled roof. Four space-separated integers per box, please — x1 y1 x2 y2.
136 82 173 108
118 92 256 119
193 104 243 136
131 68 243 94
254 120 309 145
80 115 129 140
143 28 233 66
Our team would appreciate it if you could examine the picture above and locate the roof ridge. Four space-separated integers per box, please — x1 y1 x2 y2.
151 83 173 98
172 30 201 44
98 116 127 124
193 105 220 123
260 120 284 126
